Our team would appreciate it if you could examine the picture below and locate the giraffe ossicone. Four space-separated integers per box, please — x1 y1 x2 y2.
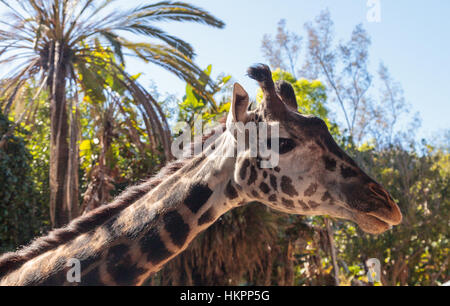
0 64 402 286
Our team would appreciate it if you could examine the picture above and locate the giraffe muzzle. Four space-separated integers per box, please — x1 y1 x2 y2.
366 183 403 226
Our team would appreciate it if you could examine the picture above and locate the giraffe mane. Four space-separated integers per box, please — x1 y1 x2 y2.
0 122 226 279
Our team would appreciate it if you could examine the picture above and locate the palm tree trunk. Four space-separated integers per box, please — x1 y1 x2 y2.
66 96 80 220
48 41 71 228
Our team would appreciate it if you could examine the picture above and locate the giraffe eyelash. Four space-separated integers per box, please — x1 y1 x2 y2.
267 138 297 154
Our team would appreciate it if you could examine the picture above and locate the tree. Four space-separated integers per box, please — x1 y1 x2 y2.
335 142 449 285
177 64 232 128
0 0 224 227
261 12 449 286
0 111 48 253
261 11 391 145
367 63 411 149
261 19 301 78
304 11 372 142
77 47 169 212
265 69 335 131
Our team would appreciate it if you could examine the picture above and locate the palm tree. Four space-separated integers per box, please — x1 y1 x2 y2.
0 0 224 227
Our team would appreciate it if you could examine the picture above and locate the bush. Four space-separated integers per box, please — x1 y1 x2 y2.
0 113 49 253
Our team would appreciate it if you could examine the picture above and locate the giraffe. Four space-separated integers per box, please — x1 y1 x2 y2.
0 64 402 286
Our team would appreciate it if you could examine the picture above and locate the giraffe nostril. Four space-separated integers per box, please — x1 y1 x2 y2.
369 183 387 200
368 183 395 210
367 183 403 225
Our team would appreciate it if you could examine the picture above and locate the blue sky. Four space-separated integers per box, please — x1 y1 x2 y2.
1 0 448 142
124 0 449 142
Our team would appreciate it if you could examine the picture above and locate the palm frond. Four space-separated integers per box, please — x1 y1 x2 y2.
0 0 27 21
75 51 172 158
119 24 195 58
98 31 124 64
1 59 40 112
129 1 225 29
122 41 218 108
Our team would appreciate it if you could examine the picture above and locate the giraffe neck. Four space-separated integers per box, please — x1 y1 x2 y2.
0 132 243 286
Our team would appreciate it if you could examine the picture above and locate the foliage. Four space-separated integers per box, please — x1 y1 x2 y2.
259 69 340 137
261 10 411 147
177 64 232 128
261 19 302 78
0 0 225 111
334 144 449 285
0 112 48 253
76 47 168 211
0 0 225 226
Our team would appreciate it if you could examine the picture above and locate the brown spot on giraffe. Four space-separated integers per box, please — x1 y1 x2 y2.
341 165 358 178
298 200 310 210
225 180 238 200
106 244 144 285
321 191 334 205
268 194 277 202
252 190 261 199
247 166 258 185
163 211 190 247
323 156 337 172
282 198 295 208
304 183 318 197
239 159 250 180
183 183 213 213
269 174 278 191
140 230 173 265
281 176 298 197
259 182 271 194
82 267 102 285
198 208 215 226
308 201 321 209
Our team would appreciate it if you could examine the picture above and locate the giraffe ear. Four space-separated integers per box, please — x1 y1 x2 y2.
230 83 250 123
276 80 299 112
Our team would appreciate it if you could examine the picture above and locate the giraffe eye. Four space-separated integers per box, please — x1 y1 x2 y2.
268 138 296 154
279 138 296 154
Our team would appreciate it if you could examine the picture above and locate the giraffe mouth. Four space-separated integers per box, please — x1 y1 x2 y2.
340 184 402 234
354 213 392 234
327 205 397 234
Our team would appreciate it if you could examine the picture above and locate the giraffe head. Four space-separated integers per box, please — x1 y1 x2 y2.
227 64 402 234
